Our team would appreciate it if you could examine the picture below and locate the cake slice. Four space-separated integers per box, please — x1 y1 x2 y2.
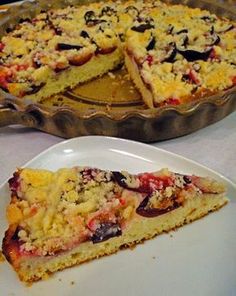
2 166 228 283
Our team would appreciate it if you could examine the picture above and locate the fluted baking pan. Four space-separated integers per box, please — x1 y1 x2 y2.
0 0 236 142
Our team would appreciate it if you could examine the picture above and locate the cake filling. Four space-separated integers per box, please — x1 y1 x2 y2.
6 167 225 257
2 166 228 282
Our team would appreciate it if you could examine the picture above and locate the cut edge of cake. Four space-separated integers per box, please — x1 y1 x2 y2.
26 48 123 103
3 193 227 283
124 49 154 108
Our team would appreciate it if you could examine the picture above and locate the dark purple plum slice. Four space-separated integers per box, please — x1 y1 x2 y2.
25 83 46 95
57 43 83 51
177 47 212 62
162 42 177 63
131 23 154 33
112 171 129 188
146 36 156 51
91 222 122 243
136 194 181 218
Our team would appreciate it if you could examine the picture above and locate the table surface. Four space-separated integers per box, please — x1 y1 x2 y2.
0 111 236 185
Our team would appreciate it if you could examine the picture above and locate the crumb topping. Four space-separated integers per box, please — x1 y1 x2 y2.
7 166 225 256
125 3 236 104
0 0 235 104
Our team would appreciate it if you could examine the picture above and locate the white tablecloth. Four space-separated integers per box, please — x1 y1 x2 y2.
0 111 236 185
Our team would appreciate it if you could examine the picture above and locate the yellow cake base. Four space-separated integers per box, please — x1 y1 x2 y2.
124 50 154 108
27 49 123 102
15 192 227 282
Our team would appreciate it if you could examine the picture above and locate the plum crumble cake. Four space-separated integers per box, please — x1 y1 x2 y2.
2 166 228 282
0 0 235 107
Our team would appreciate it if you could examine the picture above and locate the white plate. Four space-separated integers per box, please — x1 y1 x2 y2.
0 136 235 296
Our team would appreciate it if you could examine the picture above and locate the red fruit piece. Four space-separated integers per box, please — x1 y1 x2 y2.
0 68 11 89
15 64 29 71
69 53 93 66
166 98 181 105
8 172 20 194
97 46 117 55
146 55 153 66
232 76 236 85
189 69 200 84
138 173 173 193
0 42 5 52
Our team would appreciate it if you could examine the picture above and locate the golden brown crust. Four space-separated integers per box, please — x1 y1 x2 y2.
2 166 228 283
2 196 228 283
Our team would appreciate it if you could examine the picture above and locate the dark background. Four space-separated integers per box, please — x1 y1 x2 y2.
1 0 22 4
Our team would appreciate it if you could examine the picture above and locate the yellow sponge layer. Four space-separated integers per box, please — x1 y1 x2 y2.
28 49 123 102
